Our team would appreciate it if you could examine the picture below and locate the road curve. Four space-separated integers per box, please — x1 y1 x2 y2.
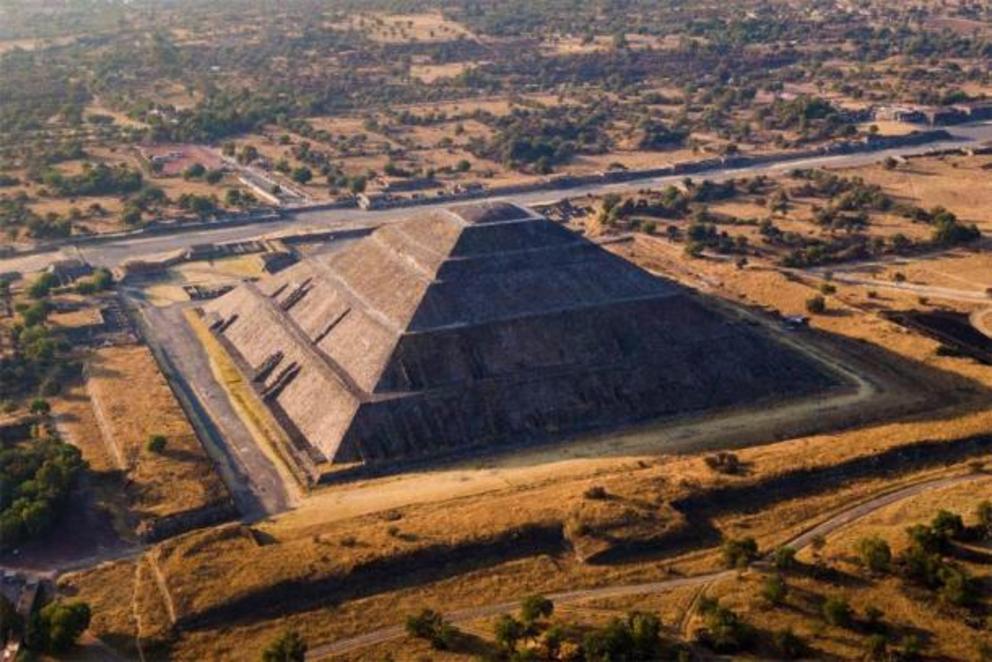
307 472 986 659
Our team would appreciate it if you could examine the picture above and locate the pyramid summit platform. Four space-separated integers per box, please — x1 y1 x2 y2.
201 202 839 479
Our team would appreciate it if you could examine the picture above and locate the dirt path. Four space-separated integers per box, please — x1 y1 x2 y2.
305 471 984 659
277 280 898 533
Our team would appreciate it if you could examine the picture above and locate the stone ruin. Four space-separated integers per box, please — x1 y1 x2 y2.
202 202 837 476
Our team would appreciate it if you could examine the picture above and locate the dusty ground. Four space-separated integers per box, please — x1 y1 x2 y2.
61 152 992 659
85 344 230 523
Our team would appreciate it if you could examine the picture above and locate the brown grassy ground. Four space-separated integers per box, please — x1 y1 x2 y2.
85 344 229 522
705 478 992 661
69 155 992 658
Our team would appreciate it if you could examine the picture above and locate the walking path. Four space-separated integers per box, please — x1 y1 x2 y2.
307 472 984 659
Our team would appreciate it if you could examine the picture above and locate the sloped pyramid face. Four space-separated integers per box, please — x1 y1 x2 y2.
203 202 836 468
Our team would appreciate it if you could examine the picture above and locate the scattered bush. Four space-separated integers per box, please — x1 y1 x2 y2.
761 574 788 606
583 485 608 500
261 630 307 662
821 595 852 628
805 295 826 314
695 598 754 653
721 536 759 569
406 609 457 650
704 451 742 474
772 546 797 571
856 536 892 573
26 600 90 653
146 434 167 454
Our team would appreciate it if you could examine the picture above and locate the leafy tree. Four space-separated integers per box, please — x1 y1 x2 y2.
805 295 826 314
937 565 976 607
821 595 852 628
30 398 50 415
856 536 892 573
773 628 806 659
696 598 753 653
721 536 758 569
772 546 797 571
976 500 992 540
494 613 525 652
0 594 21 645
261 630 307 662
291 167 313 185
146 434 167 454
405 609 457 650
583 612 663 661
28 272 59 299
931 510 964 541
865 634 888 661
183 163 206 179
27 600 90 653
761 574 788 606
520 594 553 628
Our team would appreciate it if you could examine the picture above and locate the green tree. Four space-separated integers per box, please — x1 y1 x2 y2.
805 295 826 314
261 630 307 662
30 398 51 415
0 594 21 645
405 609 456 650
821 595 852 628
520 594 553 629
494 613 525 652
146 434 167 454
772 546 797 571
931 510 964 541
976 500 992 540
773 628 806 659
28 600 90 653
865 634 888 661
761 574 788 606
721 537 759 569
856 536 892 573
291 167 313 185
696 598 753 653
183 163 206 179
28 272 59 299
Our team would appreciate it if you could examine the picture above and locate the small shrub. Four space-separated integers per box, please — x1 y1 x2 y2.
721 537 759 569
773 546 797 571
29 398 51 415
856 536 892 573
704 451 742 475
261 630 307 662
821 595 852 628
773 628 806 659
146 434 167 454
805 295 826 314
583 485 608 500
405 609 457 651
865 634 888 661
761 574 788 606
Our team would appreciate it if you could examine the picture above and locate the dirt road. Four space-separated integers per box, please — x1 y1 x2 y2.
306 472 984 659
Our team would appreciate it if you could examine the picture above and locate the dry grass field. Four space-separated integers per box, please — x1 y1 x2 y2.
56 152 992 658
332 12 477 44
85 344 229 524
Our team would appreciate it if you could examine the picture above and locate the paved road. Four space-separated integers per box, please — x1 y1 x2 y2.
306 472 985 659
3 122 992 277
131 295 292 519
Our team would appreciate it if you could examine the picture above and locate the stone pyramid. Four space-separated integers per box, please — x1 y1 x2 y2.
202 202 835 473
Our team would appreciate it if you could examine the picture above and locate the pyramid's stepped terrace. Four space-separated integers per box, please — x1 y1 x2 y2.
202 202 838 475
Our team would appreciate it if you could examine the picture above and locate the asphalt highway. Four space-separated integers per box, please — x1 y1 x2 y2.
2 122 991 276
